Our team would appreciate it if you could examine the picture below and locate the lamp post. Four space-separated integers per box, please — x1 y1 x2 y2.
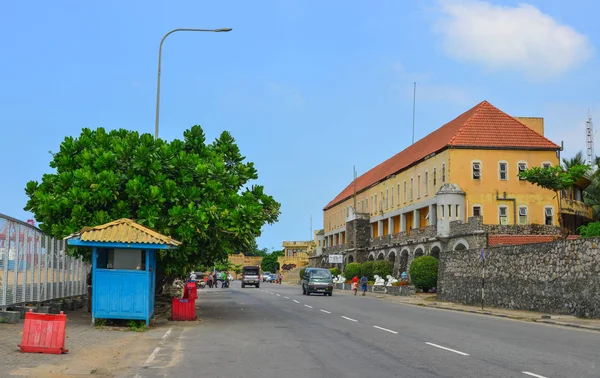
155 28 232 140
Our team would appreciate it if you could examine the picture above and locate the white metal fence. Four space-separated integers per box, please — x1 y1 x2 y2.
0 213 89 308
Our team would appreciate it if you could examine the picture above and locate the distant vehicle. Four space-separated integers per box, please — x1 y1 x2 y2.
301 268 333 296
265 274 276 283
241 265 261 288
262 272 272 282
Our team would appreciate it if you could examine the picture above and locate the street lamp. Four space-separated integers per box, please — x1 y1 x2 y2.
154 28 232 140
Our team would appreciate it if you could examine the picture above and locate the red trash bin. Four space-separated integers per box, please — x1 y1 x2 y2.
171 298 197 321
183 283 198 300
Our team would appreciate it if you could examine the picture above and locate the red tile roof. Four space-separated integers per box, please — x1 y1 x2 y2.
324 101 560 210
488 234 559 246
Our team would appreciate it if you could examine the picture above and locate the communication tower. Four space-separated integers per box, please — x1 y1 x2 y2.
586 112 594 165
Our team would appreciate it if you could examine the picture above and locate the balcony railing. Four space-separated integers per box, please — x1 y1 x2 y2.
561 198 594 219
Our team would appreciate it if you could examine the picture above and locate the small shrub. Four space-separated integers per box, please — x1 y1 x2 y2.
373 260 393 278
578 222 600 237
299 267 306 279
329 267 341 277
343 262 361 279
409 256 438 292
127 320 148 332
360 261 375 281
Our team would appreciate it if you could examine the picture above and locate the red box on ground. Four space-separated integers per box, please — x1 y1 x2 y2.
171 298 197 321
19 310 69 354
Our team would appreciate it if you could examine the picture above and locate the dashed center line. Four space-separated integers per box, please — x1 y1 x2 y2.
320 309 331 314
425 342 469 356
304 304 313 308
143 347 161 366
373 325 398 334
341 316 358 322
293 300 300 303
283 296 289 299
276 294 281 296
523 372 548 378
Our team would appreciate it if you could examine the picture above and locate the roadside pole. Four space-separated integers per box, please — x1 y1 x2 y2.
481 248 485 310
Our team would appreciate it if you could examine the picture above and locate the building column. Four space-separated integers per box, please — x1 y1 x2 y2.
400 213 406 234
429 204 436 226
378 220 383 237
413 209 420 229
389 217 395 235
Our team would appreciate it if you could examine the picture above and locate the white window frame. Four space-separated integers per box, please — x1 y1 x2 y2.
417 174 421 198
544 206 554 225
472 204 482 217
397 184 400 206
424 171 429 196
403 181 407 203
518 205 528 225
498 206 509 225
518 161 528 180
410 178 414 201
472 160 482 180
433 167 437 188
385 188 389 209
542 161 552 168
391 187 394 208
498 161 508 181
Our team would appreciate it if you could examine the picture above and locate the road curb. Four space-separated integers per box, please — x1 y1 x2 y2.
335 288 600 332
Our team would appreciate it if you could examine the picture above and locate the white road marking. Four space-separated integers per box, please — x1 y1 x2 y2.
320 309 331 314
341 316 358 322
284 296 289 299
269 292 274 295
143 347 161 366
523 372 548 378
373 325 398 334
425 342 469 356
276 294 281 296
161 328 172 339
293 300 300 303
304 304 313 308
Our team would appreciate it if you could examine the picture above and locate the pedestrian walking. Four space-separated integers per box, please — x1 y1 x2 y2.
189 271 197 283
352 275 359 295
278 273 283 284
208 274 213 288
360 274 368 296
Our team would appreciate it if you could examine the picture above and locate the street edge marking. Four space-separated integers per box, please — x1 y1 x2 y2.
276 294 281 296
143 347 161 367
373 325 398 334
425 342 469 356
284 296 289 299
293 300 300 303
161 328 172 340
305 304 313 308
523 372 548 378
320 309 331 314
341 316 358 322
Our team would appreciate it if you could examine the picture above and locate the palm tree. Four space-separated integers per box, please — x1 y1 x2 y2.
562 151 586 169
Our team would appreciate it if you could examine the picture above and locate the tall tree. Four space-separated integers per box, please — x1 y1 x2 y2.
562 151 586 169
24 126 280 276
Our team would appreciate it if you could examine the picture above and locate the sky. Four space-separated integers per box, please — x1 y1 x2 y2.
0 0 598 251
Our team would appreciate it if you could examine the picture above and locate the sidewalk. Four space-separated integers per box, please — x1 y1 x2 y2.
288 282 600 332
0 306 172 377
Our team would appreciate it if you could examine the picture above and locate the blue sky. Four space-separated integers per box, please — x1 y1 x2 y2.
1 0 598 250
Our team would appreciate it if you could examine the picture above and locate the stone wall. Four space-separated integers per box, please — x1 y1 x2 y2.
438 238 600 318
483 223 561 235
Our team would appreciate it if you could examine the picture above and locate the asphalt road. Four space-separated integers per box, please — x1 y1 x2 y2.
137 282 599 378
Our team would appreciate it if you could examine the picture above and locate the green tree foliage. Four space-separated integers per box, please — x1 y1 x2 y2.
577 222 600 237
261 250 283 273
242 239 269 257
373 260 393 278
409 256 439 292
299 267 306 279
519 163 589 228
343 262 361 279
329 267 341 277
360 261 375 281
233 264 243 278
24 126 280 275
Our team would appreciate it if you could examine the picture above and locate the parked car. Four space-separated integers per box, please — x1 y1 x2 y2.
301 268 334 296
262 272 272 282
241 265 261 288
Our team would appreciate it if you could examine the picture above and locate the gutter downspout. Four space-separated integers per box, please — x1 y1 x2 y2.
496 191 517 225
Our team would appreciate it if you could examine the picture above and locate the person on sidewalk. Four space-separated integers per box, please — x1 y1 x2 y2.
279 273 283 284
360 274 368 296
352 275 359 295
221 272 227 288
189 271 197 283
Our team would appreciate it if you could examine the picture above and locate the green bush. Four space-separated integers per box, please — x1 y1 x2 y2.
299 267 306 279
329 267 341 277
373 260 393 278
360 261 375 280
343 262 361 279
578 221 600 237
409 256 438 292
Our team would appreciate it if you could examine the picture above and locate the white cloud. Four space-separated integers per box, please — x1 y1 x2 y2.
434 0 593 80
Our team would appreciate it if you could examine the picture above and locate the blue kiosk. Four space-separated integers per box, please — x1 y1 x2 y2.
66 218 181 325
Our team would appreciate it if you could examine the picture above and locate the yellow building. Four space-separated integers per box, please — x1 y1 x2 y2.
323 101 592 246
